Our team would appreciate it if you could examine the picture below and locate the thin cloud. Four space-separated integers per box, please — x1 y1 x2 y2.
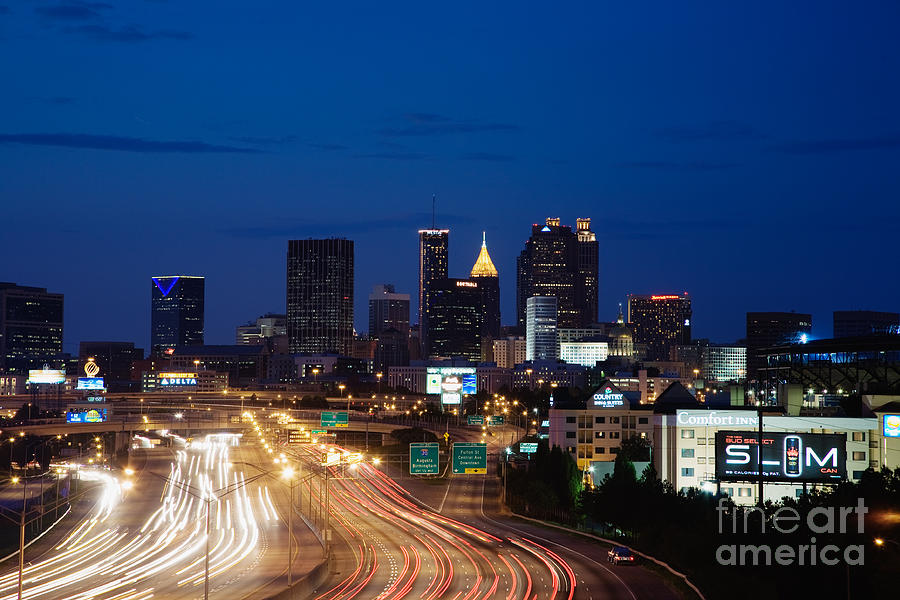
307 142 348 151
223 212 476 239
36 1 112 21
0 133 262 154
228 135 298 145
460 152 515 162
65 24 193 42
378 113 519 136
619 160 739 171
0 6 10 15
26 96 76 105
655 120 760 142
767 135 900 154
353 151 428 160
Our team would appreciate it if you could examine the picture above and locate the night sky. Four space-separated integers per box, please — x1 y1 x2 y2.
2 2 900 354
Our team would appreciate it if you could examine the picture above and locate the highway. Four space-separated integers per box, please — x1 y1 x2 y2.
0 432 297 600
284 435 681 600
0 412 686 599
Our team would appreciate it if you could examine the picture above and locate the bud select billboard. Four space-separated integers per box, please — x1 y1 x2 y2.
715 431 847 483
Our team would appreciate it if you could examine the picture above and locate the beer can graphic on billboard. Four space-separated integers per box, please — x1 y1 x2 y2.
784 435 802 477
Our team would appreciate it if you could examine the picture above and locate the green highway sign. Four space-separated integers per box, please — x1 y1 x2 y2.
452 442 487 474
320 411 349 428
519 442 538 454
487 415 505 426
467 415 485 426
410 442 440 475
311 429 328 435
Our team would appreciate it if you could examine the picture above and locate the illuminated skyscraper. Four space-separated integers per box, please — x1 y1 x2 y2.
287 238 354 355
150 276 204 352
418 228 449 350
575 218 599 325
627 293 692 361
0 282 64 374
526 296 558 361
426 278 483 361
469 233 500 339
516 217 597 329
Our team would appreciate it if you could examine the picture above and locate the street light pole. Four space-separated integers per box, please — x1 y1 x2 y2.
17 474 25 600
204 497 210 600
288 480 294 594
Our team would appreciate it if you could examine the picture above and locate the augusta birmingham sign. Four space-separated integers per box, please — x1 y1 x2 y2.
716 498 868 567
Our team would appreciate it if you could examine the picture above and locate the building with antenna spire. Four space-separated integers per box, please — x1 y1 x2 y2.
418 196 449 353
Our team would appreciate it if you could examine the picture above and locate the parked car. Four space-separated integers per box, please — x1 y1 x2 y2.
608 546 635 565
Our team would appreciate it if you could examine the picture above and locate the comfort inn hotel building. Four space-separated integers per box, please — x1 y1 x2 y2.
550 381 888 505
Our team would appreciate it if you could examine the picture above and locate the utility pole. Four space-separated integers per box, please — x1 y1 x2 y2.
757 404 764 508
204 497 211 600
17 475 25 600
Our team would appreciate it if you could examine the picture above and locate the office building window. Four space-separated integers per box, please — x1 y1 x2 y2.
697 457 706 464
681 468 694 477
610 416 620 424
638 417 649 424
609 431 620 439
595 416 605 424
565 431 576 438
681 448 695 458
595 447 605 454
852 451 866 461
681 429 694 439
595 431 605 439
566 416 576 424
853 470 865 479
738 488 752 497
852 432 865 442
610 447 619 454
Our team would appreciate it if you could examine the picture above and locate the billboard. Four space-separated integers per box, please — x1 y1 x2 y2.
592 386 625 408
27 369 66 385
715 431 847 483
884 414 900 438
426 367 476 398
76 377 106 390
158 372 198 386
67 407 108 423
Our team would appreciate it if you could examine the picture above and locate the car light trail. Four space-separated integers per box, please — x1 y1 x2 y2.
0 433 272 600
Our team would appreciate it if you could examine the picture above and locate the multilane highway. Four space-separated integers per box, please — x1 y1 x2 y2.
0 412 685 599
0 432 295 600
278 435 680 600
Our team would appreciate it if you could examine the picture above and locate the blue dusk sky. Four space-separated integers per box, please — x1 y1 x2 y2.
1 1 899 353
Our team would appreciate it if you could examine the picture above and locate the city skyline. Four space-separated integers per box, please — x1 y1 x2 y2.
5 217 899 353
3 3 899 352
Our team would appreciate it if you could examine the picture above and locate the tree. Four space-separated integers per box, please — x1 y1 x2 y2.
617 435 651 462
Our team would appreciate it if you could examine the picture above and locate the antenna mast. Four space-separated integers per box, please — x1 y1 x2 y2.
432 194 436 229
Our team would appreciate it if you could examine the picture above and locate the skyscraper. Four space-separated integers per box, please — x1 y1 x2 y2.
368 284 410 338
418 228 449 350
526 296 558 361
287 238 354 355
516 217 597 329
0 282 64 374
627 293 692 361
426 278 483 361
575 218 599 325
469 233 500 339
746 312 811 379
151 276 204 351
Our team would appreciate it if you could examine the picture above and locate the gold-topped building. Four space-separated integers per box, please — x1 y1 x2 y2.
470 232 500 340
470 232 499 278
